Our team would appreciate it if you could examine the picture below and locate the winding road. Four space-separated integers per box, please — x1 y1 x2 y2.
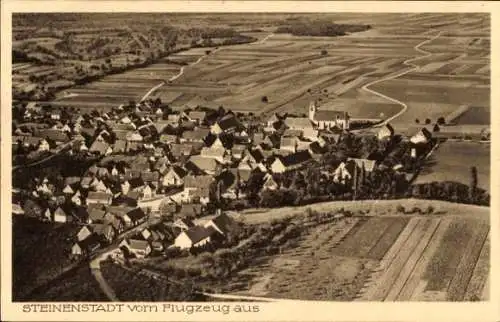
362 31 443 126
140 33 275 103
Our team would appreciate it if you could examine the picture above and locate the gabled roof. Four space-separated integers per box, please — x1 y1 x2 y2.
347 157 377 172
284 117 313 129
183 226 218 244
280 137 297 149
37 129 70 142
128 238 150 251
314 110 348 122
184 174 214 189
89 140 110 154
170 143 194 157
209 213 235 234
87 191 112 201
160 134 178 143
187 155 220 173
283 129 303 137
128 177 145 189
216 114 243 131
179 203 203 216
182 128 210 141
127 208 146 222
188 111 207 121
89 209 106 222
113 140 127 153
279 150 312 167
141 171 160 182
201 147 226 158
168 165 188 178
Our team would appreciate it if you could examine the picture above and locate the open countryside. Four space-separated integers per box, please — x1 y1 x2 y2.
11 13 490 303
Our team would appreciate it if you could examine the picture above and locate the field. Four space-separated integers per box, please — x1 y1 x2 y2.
40 13 489 125
415 141 490 191
221 209 489 301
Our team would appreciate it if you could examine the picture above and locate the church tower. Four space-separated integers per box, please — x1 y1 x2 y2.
309 101 317 121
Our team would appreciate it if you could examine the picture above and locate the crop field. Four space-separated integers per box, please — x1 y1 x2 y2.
40 13 488 124
415 141 490 191
224 211 489 302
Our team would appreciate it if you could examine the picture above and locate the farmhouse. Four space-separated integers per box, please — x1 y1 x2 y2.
204 213 235 236
271 150 312 173
410 127 433 144
162 165 187 188
308 101 350 130
378 123 395 140
174 226 218 250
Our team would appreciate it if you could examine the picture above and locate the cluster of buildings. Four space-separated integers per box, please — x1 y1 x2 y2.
14 98 439 259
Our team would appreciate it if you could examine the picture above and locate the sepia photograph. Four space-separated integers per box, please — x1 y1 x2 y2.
1 1 498 321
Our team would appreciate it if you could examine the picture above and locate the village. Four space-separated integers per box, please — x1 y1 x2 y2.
11 95 460 262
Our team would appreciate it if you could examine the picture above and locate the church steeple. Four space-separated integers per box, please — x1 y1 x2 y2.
309 101 317 120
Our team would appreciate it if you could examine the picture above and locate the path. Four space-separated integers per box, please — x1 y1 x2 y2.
140 33 274 103
88 219 155 301
362 31 443 126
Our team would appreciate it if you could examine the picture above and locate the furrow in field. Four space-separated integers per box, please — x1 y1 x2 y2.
385 218 442 301
463 237 490 301
369 218 432 301
396 217 452 301
447 224 489 301
356 217 423 301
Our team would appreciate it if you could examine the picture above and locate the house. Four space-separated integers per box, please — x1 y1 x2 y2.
200 147 227 163
378 123 395 140
240 148 265 169
270 150 312 173
308 101 350 130
332 161 356 184
178 203 203 219
284 117 314 131
174 226 219 250
231 144 247 160
186 155 220 175
410 127 433 144
210 114 243 135
162 165 187 188
126 239 152 258
184 175 213 203
38 129 70 144
126 132 144 142
77 225 93 241
173 218 195 231
91 223 116 244
86 192 113 205
127 207 147 226
88 208 106 224
89 138 111 156
283 129 303 138
204 213 235 236
170 143 194 159
113 140 127 154
187 111 207 124
262 173 279 190
53 206 71 223
38 139 50 151
159 134 178 144
181 128 210 143
347 158 378 173
71 234 100 257
280 137 298 153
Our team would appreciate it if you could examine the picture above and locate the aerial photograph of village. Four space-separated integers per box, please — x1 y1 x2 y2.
11 12 490 302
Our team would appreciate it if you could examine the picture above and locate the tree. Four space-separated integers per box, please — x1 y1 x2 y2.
321 49 328 56
352 164 359 200
415 119 420 124
261 96 268 103
437 117 445 125
469 166 478 203
425 118 431 124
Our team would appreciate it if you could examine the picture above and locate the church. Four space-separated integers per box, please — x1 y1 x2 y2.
308 101 350 130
